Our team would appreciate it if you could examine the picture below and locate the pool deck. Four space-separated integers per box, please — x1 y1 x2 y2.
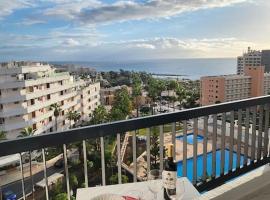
164 130 213 162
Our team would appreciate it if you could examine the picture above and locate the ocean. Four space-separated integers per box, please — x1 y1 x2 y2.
52 58 236 80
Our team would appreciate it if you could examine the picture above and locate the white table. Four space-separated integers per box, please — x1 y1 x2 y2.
76 177 200 200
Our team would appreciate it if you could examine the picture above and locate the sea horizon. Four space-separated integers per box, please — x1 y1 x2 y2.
52 57 237 80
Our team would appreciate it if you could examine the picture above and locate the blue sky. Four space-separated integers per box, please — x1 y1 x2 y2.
0 0 269 61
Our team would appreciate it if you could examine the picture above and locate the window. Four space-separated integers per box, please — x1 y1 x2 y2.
32 112 36 118
46 83 50 88
0 104 3 110
33 124 37 130
31 99 35 105
60 91 64 95
0 118 4 124
49 116 52 122
12 88 18 91
47 94 51 100
63 120 65 125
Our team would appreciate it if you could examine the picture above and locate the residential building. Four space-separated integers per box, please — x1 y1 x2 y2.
237 47 270 74
262 50 270 72
100 85 132 106
237 47 262 75
0 61 100 139
200 66 268 106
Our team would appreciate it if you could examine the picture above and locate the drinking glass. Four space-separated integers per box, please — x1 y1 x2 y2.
147 169 162 200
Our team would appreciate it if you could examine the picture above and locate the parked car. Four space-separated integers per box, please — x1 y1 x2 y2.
2 190 17 200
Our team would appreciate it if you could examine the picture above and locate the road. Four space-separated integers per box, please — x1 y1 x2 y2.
1 166 63 199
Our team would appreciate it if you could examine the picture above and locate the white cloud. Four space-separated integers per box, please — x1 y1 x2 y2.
43 0 248 25
61 38 80 46
19 19 46 25
0 0 33 19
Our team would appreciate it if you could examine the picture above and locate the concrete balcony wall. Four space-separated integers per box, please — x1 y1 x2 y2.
0 91 78 117
0 74 70 89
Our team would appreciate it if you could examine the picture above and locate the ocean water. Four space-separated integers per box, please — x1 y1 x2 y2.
52 58 236 80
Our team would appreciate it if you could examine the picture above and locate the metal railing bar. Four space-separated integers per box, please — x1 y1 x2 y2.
19 153 26 200
172 122 176 161
221 113 226 175
212 115 217 178
229 111 234 172
63 144 71 200
146 128 151 174
183 121 187 177
203 116 208 181
251 106 257 162
100 137 106 186
83 140 88 188
237 109 242 168
117 133 122 184
132 131 137 182
244 108 250 165
193 118 198 184
257 105 263 160
42 148 49 200
159 125 164 172
2 96 270 156
263 104 269 158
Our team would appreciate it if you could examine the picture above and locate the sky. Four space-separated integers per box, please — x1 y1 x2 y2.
0 0 269 61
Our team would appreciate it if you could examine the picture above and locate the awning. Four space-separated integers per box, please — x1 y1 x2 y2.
0 154 20 167
36 173 64 188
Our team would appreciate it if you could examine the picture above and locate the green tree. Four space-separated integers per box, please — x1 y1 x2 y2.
146 77 159 115
132 73 142 117
167 80 179 110
89 105 108 125
176 84 186 110
19 127 36 200
0 130 6 141
54 193 68 200
150 134 160 169
67 111 81 128
110 88 132 121
109 174 129 184
70 173 79 192
156 79 167 111
50 103 62 131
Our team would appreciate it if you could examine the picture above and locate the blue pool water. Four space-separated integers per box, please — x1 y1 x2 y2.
177 150 245 181
177 134 204 144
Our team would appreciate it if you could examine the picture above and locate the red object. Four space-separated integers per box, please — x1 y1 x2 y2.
123 196 139 200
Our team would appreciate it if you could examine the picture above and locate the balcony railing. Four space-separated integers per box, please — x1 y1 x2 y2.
0 95 270 199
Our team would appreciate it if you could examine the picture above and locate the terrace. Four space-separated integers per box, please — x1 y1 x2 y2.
1 95 270 200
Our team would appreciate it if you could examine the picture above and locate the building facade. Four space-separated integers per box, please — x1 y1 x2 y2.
0 62 100 139
200 66 268 106
237 47 262 75
237 47 270 74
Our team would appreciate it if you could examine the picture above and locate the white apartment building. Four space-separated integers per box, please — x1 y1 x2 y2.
0 61 100 139
237 47 262 75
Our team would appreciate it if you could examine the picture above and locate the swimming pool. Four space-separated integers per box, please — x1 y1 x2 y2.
177 150 245 181
176 134 204 144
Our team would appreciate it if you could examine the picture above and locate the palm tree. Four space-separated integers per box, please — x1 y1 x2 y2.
50 103 62 131
19 127 36 200
0 130 6 141
72 111 81 127
67 110 74 129
167 80 178 110
132 73 142 117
